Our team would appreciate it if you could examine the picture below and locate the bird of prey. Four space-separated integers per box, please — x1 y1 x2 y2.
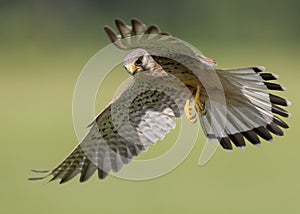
30 18 290 183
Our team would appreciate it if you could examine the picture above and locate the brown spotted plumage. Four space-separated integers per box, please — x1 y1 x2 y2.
30 18 290 183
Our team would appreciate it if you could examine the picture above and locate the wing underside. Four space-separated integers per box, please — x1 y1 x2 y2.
199 66 290 150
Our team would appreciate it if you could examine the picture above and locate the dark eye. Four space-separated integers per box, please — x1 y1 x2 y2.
135 57 143 65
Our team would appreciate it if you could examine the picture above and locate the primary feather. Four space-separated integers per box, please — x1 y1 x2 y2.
30 18 290 183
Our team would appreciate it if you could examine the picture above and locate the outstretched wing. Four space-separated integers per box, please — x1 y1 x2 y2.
30 73 191 183
104 18 203 62
200 66 290 150
104 18 290 151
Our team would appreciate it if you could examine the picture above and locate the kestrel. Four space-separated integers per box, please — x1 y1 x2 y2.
30 19 290 183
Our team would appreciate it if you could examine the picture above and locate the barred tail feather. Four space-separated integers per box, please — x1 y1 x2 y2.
200 66 290 150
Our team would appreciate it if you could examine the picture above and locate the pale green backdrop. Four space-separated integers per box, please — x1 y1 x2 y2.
1 0 299 213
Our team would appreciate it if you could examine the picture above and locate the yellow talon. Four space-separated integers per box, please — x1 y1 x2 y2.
184 85 206 123
184 99 197 124
195 85 206 116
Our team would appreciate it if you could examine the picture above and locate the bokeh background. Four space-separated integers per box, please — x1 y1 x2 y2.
1 0 299 213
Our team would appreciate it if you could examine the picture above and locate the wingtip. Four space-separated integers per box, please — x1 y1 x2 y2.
104 26 118 43
28 169 52 181
31 169 50 173
115 18 125 25
131 18 143 25
28 177 44 181
103 25 110 31
145 25 160 34
28 175 49 181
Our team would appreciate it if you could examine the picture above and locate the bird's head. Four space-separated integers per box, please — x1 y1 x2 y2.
123 49 156 76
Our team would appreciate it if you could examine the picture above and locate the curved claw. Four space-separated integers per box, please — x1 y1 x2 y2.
195 100 207 116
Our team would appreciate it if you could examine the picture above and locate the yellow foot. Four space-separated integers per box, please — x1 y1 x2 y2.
195 85 207 116
184 99 197 124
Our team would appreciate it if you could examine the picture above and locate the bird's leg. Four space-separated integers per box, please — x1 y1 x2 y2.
195 85 207 116
184 98 197 124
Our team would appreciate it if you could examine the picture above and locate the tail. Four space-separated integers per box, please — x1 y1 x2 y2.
199 66 290 150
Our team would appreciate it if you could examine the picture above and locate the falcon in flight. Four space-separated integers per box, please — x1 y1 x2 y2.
30 19 290 183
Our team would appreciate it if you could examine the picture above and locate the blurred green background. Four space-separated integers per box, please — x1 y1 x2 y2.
1 0 299 213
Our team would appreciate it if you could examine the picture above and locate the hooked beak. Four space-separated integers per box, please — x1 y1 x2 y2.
127 64 137 75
